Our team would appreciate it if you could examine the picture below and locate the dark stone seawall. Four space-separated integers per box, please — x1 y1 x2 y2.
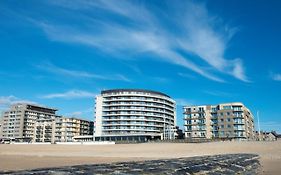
1 154 260 175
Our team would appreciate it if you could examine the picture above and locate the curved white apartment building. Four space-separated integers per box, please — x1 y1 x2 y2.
94 89 176 142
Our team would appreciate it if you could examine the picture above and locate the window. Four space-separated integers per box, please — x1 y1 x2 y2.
199 113 204 118
211 119 218 124
220 119 224 122
233 106 242 111
227 118 231 122
198 120 205 124
223 106 232 110
220 113 224 116
227 125 231 128
227 112 231 116
221 125 224 128
212 113 217 117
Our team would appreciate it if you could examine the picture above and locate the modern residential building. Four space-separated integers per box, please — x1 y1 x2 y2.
94 89 176 141
34 117 56 143
0 103 94 143
184 102 255 140
55 116 94 142
0 103 57 142
254 131 278 141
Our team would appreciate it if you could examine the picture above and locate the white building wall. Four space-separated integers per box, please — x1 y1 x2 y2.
0 117 2 138
94 95 103 136
94 89 176 140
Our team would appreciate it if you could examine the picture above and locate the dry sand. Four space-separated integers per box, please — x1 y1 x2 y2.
0 141 281 174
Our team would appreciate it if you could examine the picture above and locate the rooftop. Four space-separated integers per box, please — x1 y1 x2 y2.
101 89 171 98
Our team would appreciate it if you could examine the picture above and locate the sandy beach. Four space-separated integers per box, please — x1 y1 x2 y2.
0 141 280 174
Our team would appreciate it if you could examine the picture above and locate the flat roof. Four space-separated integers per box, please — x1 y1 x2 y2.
27 104 58 111
101 89 170 98
183 102 244 108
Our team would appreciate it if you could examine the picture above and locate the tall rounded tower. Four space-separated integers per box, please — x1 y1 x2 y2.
94 89 176 141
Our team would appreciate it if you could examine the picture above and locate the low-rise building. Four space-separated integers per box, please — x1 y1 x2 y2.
55 116 93 142
255 131 278 141
184 102 255 140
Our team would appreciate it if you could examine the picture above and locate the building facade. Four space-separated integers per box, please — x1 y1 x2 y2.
34 117 56 143
55 116 94 142
254 131 278 141
0 103 94 143
0 103 57 142
95 89 176 141
184 102 255 140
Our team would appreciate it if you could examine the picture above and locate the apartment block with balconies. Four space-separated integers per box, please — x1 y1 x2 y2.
55 116 93 142
0 103 94 143
0 103 57 142
34 118 56 143
95 89 176 141
184 102 255 140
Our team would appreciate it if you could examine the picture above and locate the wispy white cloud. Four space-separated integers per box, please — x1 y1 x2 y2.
0 96 16 107
175 98 194 106
35 62 131 82
126 64 143 75
178 73 196 79
151 77 169 83
203 90 234 97
272 73 281 81
41 90 96 99
29 0 249 82
231 59 249 82
65 107 93 118
0 96 37 111
175 2 249 82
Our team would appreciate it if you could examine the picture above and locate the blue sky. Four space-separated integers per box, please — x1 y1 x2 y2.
0 0 280 132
